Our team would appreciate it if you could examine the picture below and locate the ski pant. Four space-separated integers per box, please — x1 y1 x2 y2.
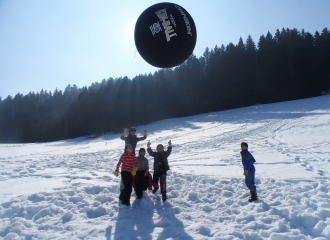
245 168 256 192
120 179 124 193
120 171 133 205
135 170 149 199
152 169 167 193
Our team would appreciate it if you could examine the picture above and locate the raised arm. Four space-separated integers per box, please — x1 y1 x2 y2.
137 129 147 141
165 140 172 157
147 141 155 157
120 128 129 140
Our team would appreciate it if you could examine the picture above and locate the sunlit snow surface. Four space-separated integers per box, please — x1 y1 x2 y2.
1 95 330 239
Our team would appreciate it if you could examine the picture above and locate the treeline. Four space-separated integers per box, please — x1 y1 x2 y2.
1 27 330 143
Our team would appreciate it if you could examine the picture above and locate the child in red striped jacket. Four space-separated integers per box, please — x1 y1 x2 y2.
114 144 139 206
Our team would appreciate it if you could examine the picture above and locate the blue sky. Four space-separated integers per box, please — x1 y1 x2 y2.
0 0 329 99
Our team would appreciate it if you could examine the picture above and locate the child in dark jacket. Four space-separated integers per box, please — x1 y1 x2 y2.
147 140 172 201
114 144 139 206
134 148 150 199
240 142 258 202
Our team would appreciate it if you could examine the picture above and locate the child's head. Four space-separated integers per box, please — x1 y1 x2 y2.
129 127 136 136
138 148 146 157
241 142 248 151
125 144 133 153
157 144 164 153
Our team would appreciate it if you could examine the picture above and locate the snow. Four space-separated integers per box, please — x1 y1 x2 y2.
1 95 330 239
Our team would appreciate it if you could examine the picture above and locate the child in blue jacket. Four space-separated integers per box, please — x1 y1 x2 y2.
240 142 258 202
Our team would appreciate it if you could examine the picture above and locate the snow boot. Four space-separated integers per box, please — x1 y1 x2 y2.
152 186 159 194
248 191 258 202
161 191 167 202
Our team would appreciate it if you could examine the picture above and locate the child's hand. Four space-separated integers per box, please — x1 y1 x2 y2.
114 170 119 177
123 128 129 134
143 129 147 135
131 167 138 176
243 170 248 176
147 140 151 148
168 140 172 147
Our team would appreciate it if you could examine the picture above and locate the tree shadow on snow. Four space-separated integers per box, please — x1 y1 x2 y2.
113 194 193 240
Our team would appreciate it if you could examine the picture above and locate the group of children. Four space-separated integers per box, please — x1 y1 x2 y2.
114 127 258 206
115 127 172 206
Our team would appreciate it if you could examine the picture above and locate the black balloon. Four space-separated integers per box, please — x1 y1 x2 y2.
134 2 197 68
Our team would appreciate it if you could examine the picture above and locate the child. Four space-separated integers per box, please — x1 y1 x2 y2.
240 142 258 202
147 140 172 201
119 127 147 197
114 144 139 206
134 148 150 199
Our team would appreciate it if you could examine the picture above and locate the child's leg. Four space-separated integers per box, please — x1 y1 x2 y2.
121 171 133 205
152 171 160 189
135 170 144 199
142 174 149 191
159 170 167 201
119 179 125 200
152 171 160 193
246 170 256 192
160 175 166 192
148 171 153 190
248 169 258 201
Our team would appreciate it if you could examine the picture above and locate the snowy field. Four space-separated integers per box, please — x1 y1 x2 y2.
1 95 330 239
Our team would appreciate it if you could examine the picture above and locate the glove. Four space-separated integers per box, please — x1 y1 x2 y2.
131 167 138 176
114 170 119 177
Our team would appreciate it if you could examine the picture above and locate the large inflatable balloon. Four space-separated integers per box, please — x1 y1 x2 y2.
134 2 197 68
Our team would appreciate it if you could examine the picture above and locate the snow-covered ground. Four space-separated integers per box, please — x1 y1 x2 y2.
1 95 330 239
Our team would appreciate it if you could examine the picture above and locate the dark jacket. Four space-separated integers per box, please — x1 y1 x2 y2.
147 146 172 172
120 134 147 153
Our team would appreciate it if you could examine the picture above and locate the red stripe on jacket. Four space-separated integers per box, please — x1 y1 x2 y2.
116 152 139 172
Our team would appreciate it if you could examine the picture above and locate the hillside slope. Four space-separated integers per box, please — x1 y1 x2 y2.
1 95 330 239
